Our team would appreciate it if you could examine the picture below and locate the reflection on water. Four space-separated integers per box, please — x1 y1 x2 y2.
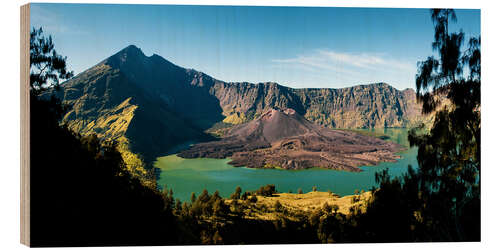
155 128 418 202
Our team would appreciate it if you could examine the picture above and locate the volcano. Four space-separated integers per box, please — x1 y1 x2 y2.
52 45 422 169
178 108 405 172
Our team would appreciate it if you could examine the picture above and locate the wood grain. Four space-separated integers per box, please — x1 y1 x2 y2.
20 3 30 247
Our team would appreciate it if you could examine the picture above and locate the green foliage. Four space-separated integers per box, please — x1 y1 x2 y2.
230 200 244 215
296 8 480 243
29 26 324 247
212 231 223 244
213 199 230 217
274 200 284 212
332 204 339 214
409 8 480 241
241 191 249 200
30 27 73 94
29 30 179 246
255 184 277 197
179 189 231 220
340 8 481 242
307 204 352 243
229 186 242 199
322 203 332 214
29 9 481 244
30 96 179 246
249 196 258 203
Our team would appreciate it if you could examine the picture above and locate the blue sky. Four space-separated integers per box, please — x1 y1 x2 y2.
30 3 480 90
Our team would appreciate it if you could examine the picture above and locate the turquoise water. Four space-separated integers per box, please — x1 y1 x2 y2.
155 128 418 202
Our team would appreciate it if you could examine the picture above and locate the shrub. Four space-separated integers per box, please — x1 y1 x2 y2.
249 196 258 203
230 186 242 200
241 191 250 200
332 204 340 214
274 201 283 212
322 203 332 214
213 199 230 217
255 184 276 197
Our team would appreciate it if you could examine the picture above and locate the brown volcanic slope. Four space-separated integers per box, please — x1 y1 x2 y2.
51 45 425 172
178 108 405 172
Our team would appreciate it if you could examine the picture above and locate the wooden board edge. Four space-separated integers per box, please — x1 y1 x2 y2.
20 2 30 247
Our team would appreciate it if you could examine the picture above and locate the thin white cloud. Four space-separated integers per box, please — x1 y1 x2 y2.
272 52 357 75
270 49 417 89
271 49 414 75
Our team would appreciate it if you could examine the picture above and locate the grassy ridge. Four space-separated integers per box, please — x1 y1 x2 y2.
227 191 371 221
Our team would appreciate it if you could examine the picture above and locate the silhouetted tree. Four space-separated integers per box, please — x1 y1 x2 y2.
410 8 480 241
332 204 339 214
241 191 249 200
198 189 211 203
213 199 230 218
30 27 73 94
230 186 242 199
191 192 197 203
274 200 283 212
256 184 277 196
249 196 258 203
29 28 179 246
349 8 480 242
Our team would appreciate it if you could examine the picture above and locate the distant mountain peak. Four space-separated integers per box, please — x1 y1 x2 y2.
54 45 425 169
150 53 162 59
120 44 144 55
101 45 149 70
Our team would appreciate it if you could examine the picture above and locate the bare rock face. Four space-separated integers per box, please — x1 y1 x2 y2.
178 108 405 171
211 82 425 129
53 45 422 168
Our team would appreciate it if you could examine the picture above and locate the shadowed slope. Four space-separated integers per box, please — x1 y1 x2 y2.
49 46 214 166
104 45 225 129
52 45 424 169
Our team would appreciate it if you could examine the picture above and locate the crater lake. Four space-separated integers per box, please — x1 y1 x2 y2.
155 128 417 201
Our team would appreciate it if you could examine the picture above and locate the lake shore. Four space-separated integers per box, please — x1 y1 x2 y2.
156 128 416 202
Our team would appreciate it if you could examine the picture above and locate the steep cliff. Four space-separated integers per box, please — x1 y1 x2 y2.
48 45 213 170
51 45 424 168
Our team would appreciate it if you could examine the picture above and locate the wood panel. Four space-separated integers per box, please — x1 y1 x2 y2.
20 3 30 247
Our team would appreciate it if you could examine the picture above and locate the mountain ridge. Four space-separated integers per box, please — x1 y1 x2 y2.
50 45 426 170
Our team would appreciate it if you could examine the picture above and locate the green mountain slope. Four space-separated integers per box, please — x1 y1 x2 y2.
51 45 426 171
49 46 213 172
